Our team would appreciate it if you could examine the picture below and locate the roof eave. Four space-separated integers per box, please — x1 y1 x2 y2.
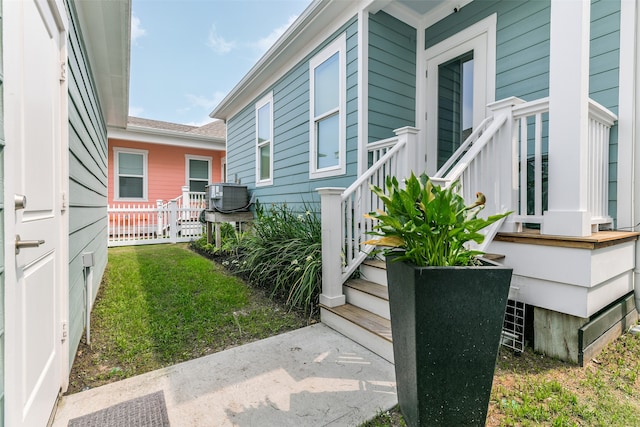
74 0 131 129
210 0 337 120
108 126 226 151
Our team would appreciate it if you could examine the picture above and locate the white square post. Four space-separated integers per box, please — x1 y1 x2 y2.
542 0 592 237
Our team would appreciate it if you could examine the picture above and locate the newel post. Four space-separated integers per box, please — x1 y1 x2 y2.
488 97 524 232
181 185 190 220
156 200 164 236
317 187 346 308
394 126 420 177
169 200 178 243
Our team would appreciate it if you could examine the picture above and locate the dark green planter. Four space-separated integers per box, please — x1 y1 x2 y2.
386 258 513 427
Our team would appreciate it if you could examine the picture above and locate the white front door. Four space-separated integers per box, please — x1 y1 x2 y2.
424 15 497 175
4 1 68 425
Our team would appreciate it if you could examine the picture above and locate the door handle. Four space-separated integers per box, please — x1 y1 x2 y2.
15 235 45 254
15 194 27 210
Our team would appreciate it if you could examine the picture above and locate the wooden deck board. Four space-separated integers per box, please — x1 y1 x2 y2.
495 229 639 249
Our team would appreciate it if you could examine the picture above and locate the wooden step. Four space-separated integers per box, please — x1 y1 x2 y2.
344 278 390 319
360 259 388 285
321 303 393 362
345 278 389 300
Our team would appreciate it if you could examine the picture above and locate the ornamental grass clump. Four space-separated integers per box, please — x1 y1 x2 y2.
364 172 511 267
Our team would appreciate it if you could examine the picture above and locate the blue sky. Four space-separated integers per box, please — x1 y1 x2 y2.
129 0 312 126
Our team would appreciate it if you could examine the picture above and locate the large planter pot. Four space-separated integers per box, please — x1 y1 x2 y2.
386 258 513 427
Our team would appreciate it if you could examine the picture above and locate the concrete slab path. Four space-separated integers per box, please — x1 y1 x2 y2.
52 324 397 426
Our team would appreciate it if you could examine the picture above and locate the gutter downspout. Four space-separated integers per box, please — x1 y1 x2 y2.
630 0 640 312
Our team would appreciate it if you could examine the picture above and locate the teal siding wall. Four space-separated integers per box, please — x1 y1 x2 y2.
426 0 621 223
226 17 358 209
0 2 5 425
66 1 109 370
426 1 551 101
368 11 416 142
590 0 620 222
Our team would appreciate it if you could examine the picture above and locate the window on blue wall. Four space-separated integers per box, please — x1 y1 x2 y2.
114 148 148 200
255 93 273 186
309 34 346 179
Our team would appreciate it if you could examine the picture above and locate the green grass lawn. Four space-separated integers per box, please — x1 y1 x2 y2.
67 243 310 393
362 331 640 427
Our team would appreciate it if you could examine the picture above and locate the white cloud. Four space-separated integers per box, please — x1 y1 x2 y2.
253 15 297 56
129 106 144 117
207 25 236 54
131 15 146 43
185 91 227 111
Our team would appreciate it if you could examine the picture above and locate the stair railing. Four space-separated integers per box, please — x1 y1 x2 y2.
318 127 418 307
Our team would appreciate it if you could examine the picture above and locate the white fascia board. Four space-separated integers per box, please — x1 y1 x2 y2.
108 127 226 151
74 0 131 128
211 0 364 121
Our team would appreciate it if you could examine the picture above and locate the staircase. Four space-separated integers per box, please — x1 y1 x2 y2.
317 96 619 363
321 259 394 362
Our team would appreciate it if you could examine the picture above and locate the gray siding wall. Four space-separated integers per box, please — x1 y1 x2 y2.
368 11 416 142
226 17 358 210
66 1 109 369
425 0 621 223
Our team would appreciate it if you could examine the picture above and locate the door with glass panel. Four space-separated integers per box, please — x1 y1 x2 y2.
424 16 496 175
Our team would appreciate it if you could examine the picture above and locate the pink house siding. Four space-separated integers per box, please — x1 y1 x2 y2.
108 138 225 205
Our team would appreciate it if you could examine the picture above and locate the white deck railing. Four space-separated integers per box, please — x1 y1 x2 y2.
108 188 206 247
317 97 617 307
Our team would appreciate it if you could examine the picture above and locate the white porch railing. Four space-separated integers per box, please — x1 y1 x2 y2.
108 187 206 247
318 96 617 306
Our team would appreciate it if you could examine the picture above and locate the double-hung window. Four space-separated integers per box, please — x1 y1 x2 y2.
114 148 147 200
186 156 211 192
255 93 273 186
309 34 346 179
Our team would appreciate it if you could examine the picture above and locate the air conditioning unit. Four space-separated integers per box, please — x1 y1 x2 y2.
206 183 249 212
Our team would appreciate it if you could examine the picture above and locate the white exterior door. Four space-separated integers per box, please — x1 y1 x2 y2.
4 0 68 425
424 15 497 175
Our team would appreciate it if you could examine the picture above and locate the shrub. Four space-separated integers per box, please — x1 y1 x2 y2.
234 202 321 314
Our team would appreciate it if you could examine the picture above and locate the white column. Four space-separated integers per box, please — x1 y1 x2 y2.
542 0 592 237
317 187 346 308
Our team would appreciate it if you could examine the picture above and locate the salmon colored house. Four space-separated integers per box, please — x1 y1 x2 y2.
107 117 226 205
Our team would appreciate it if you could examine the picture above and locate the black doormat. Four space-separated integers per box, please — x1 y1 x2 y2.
68 391 170 427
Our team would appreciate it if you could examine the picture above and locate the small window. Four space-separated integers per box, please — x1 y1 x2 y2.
255 93 273 186
309 34 346 179
114 148 147 200
186 156 211 192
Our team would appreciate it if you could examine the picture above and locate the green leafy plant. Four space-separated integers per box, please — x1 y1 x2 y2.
234 201 322 314
363 172 511 267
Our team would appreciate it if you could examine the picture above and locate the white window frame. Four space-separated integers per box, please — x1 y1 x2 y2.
113 147 148 201
309 33 347 179
185 155 212 193
255 92 274 186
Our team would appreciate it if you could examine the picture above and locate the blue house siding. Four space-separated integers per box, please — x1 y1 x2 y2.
368 11 416 143
226 17 358 210
426 1 551 102
426 0 621 224
589 0 621 222
66 0 109 370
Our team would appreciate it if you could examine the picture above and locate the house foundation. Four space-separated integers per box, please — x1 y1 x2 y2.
489 230 640 364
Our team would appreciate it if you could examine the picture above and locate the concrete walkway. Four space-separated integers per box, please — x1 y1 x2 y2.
52 324 397 426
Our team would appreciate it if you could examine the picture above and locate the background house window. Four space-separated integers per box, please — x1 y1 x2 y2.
256 93 273 186
187 156 211 192
309 34 346 179
115 149 147 200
